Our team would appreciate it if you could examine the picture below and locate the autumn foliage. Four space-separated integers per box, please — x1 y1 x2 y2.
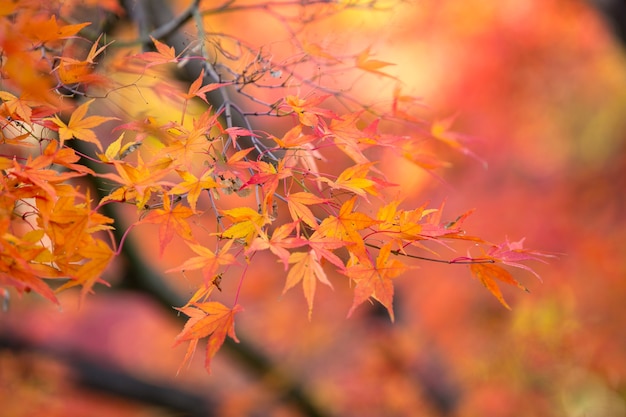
0 0 553 374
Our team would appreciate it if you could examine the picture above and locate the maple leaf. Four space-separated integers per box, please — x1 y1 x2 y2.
322 112 374 164
355 47 397 79
137 196 195 257
306 229 346 270
430 115 485 166
469 263 529 310
284 192 328 229
0 231 59 304
38 195 90 257
270 124 316 148
23 15 90 45
184 69 232 103
391 84 426 121
168 169 218 213
56 238 114 303
213 147 254 177
302 41 342 63
344 243 408 321
182 276 224 309
174 302 243 374
167 239 236 283
176 70 232 123
57 34 113 87
0 156 13 170
7 155 85 200
240 158 292 197
43 141 94 175
376 200 424 242
0 91 34 124
319 162 379 197
136 36 181 67
219 207 268 245
486 238 554 280
113 116 180 148
317 196 380 258
283 250 333 320
46 99 118 151
100 154 173 208
99 132 141 162
283 142 324 178
282 94 337 127
155 129 212 171
246 222 306 270
418 202 477 240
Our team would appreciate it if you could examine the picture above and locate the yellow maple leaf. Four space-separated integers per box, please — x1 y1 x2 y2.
283 250 333 320
47 99 117 151
219 207 268 244
169 169 219 213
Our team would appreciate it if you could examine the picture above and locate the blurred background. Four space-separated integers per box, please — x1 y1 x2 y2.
1 0 626 416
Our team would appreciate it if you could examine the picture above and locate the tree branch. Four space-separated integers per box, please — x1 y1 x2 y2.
0 330 215 417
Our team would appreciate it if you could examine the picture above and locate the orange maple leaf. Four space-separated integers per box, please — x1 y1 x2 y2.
167 239 236 283
57 34 113 87
376 200 425 242
302 41 342 63
168 169 218 213
173 302 243 374
0 231 59 304
282 94 336 127
136 36 181 67
22 14 90 45
270 124 316 148
7 155 85 200
469 263 529 310
283 250 333 320
305 229 346 270
47 99 117 151
317 196 380 258
55 238 114 303
100 154 173 208
284 192 328 229
319 162 379 197
181 274 225 309
137 196 195 257
430 115 485 165
246 222 306 270
177 69 232 123
344 243 408 321
99 132 141 162
213 147 254 177
0 91 34 124
185 69 232 103
355 47 397 79
322 112 374 164
43 141 95 175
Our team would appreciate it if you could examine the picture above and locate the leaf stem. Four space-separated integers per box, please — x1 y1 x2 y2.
364 242 495 265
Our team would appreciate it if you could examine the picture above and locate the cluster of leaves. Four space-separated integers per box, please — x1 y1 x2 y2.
0 1 551 373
